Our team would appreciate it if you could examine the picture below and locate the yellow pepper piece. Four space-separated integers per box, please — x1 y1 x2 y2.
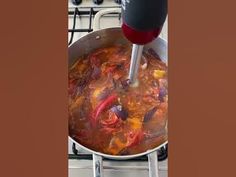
91 88 104 108
107 137 126 155
127 118 142 130
93 88 102 98
153 70 166 79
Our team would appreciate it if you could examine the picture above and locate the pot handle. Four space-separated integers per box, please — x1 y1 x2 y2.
93 154 103 177
148 151 160 177
93 8 121 31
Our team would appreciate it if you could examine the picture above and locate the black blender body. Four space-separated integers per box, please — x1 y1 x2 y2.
121 0 168 45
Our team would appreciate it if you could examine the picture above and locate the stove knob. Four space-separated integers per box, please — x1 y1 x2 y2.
93 0 103 5
114 0 121 4
72 0 82 5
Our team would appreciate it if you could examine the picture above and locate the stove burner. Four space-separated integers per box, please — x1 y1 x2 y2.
68 7 121 45
68 8 96 45
72 0 82 5
114 0 121 4
93 0 104 5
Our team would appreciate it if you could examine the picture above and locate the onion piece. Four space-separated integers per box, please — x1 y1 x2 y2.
159 87 167 102
91 66 101 79
120 79 130 90
143 106 158 122
141 55 148 70
141 63 147 70
110 105 128 121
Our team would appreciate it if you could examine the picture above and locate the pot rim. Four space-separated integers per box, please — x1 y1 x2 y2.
69 136 168 160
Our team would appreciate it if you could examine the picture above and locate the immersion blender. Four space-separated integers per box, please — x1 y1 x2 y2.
121 0 167 85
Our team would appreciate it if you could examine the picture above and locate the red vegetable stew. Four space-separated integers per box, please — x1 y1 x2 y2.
69 44 168 155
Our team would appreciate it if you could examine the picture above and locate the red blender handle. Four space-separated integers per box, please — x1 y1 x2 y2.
122 23 163 45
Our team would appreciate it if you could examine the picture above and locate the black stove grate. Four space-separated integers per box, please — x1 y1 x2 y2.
68 7 168 162
68 7 97 45
68 7 121 45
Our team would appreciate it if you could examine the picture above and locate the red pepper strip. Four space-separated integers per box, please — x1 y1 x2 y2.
101 112 119 127
90 94 117 128
126 130 144 148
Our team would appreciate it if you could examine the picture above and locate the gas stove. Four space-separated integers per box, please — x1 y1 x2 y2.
69 0 122 7
68 1 168 177
68 0 167 44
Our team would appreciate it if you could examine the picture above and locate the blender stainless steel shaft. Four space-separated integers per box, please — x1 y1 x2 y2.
128 44 144 85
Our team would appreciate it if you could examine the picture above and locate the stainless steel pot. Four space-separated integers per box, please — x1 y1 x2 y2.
68 27 168 177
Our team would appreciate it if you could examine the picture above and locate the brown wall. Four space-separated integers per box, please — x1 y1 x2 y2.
0 1 68 177
169 0 236 176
